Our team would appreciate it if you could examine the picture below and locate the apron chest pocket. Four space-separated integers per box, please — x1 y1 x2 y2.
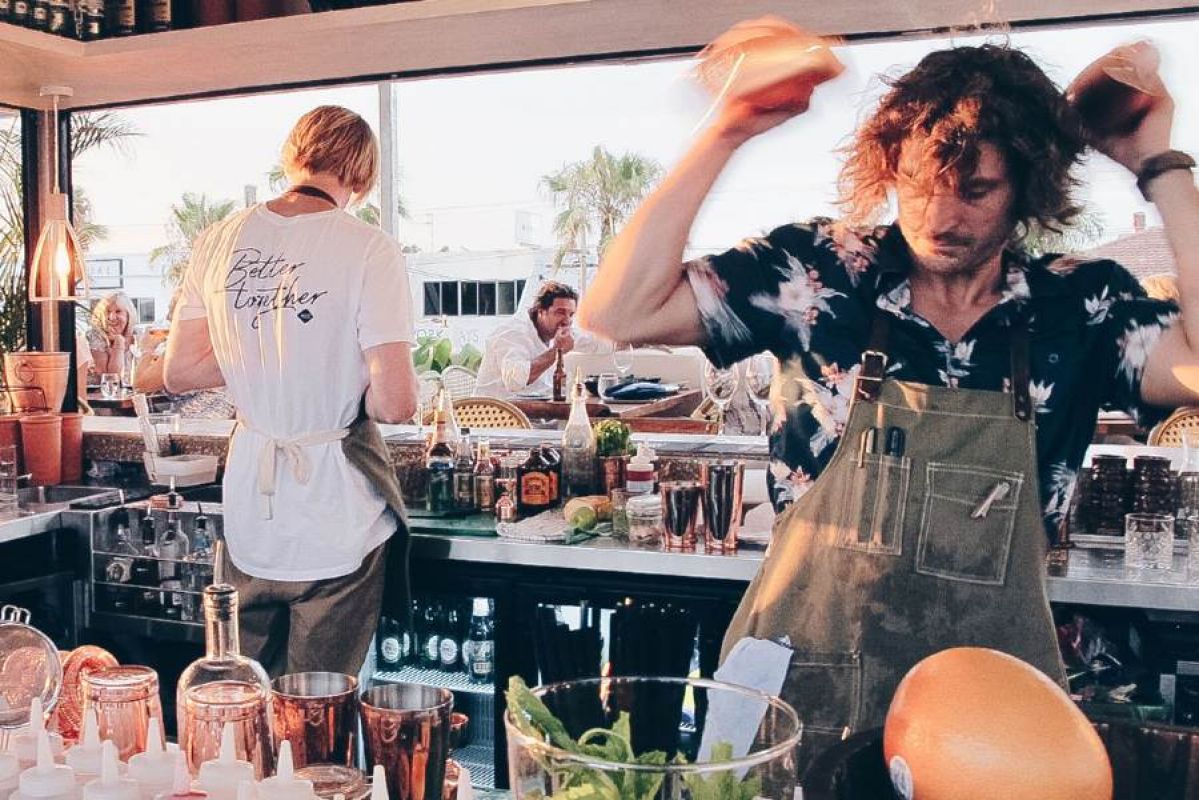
916 463 1024 585
837 454 910 556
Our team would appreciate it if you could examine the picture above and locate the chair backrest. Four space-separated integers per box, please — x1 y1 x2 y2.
440 365 478 400
1147 406 1199 447
452 396 532 430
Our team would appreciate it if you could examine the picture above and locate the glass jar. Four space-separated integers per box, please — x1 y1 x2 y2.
626 494 663 546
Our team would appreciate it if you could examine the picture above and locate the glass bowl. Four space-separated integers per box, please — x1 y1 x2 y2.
505 675 802 799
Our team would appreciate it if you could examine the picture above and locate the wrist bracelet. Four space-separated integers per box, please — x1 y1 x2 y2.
1136 150 1196 199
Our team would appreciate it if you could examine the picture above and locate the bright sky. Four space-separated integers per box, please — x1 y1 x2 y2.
71 14 1199 262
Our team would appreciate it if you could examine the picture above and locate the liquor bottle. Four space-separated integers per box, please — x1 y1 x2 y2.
11 0 30 26
425 391 456 514
159 511 190 620
419 601 441 669
131 516 162 617
46 0 70 34
176 580 272 774
81 0 105 39
108 0 133 34
138 0 168 30
0 0 11 24
453 433 477 512
542 445 562 505
29 0 48 29
562 370 596 498
103 508 139 614
462 597 495 683
184 510 215 592
376 616 402 671
552 348 566 402
438 604 461 673
517 448 555 515
473 439 496 512
159 511 190 581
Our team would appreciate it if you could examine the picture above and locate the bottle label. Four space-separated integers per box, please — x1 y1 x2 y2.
469 641 494 677
380 636 401 665
12 0 28 16
0 0 12 14
32 3 46 22
423 637 440 662
439 638 459 665
152 0 168 22
399 631 411 659
520 473 552 506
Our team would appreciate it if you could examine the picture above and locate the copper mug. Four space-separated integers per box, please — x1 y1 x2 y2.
360 684 452 800
81 665 165 762
270 672 358 769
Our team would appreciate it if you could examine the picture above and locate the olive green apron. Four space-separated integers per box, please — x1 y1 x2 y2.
341 405 412 626
721 313 1066 769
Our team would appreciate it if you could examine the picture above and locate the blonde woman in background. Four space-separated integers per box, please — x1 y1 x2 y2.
87 291 137 380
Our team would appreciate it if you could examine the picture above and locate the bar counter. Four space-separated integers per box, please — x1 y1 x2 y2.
76 416 1199 614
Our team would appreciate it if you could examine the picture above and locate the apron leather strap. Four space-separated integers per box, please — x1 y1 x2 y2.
859 309 1033 421
854 312 891 403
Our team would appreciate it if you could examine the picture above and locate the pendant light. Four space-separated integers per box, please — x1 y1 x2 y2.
28 85 89 353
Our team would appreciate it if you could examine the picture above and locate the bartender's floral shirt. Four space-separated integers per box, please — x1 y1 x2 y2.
688 218 1180 540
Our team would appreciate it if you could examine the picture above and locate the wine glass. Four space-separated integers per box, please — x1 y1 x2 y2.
612 343 635 382
742 353 775 436
703 362 739 436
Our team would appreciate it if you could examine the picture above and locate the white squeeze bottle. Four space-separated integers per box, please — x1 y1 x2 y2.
127 721 173 800
152 753 205 800
11 727 76 800
368 768 386 800
254 744 310 800
196 728 253 800
0 737 18 800
67 711 125 786
81 743 138 800
14 700 64 770
233 783 254 800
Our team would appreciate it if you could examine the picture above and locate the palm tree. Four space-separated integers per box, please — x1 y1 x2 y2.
152 193 238 289
0 111 138 352
541 146 664 294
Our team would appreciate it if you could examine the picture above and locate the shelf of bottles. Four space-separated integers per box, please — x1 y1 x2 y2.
90 503 217 624
374 593 497 788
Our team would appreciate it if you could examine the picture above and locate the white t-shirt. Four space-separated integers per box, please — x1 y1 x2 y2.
475 313 610 397
177 205 414 581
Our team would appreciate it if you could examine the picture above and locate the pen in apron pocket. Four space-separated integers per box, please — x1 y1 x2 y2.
885 426 906 457
858 427 878 468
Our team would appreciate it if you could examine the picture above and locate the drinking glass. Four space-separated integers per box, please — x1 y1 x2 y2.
145 412 180 457
660 481 702 550
743 354 775 436
360 684 452 800
1184 430 1199 472
271 672 358 769
1124 512 1174 578
1187 513 1199 583
81 666 165 762
612 344 634 380
596 373 619 399
100 373 122 400
609 489 631 539
704 362 739 435
0 444 18 519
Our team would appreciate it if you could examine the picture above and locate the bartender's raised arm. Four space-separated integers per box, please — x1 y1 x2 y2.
578 104 804 346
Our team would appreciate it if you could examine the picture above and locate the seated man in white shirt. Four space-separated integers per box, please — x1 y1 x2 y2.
475 281 611 397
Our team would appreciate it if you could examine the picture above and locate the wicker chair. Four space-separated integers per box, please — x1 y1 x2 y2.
440 365 478 400
422 396 533 430
1147 406 1199 447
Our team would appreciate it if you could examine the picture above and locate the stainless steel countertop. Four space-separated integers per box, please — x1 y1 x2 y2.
0 508 74 545
411 533 1199 611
